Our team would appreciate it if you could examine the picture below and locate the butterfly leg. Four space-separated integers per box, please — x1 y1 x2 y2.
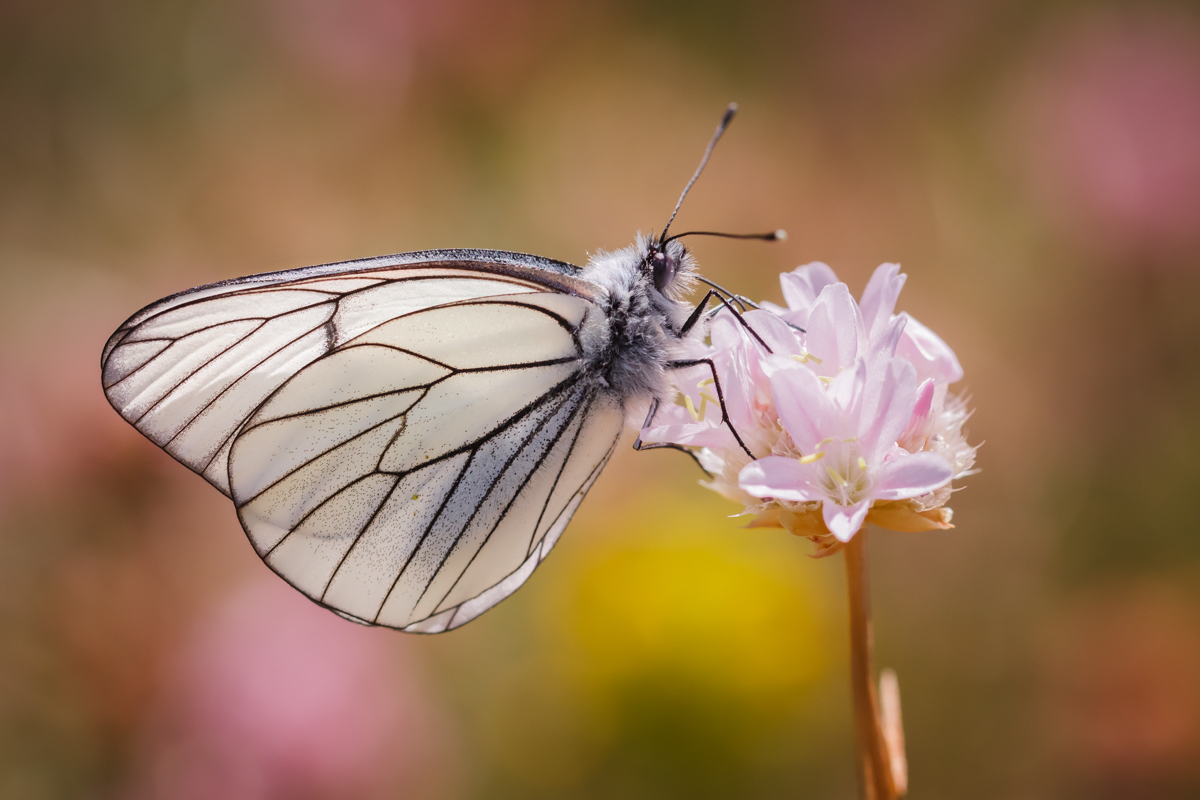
631 397 710 472
694 275 806 334
678 290 773 353
633 357 756 463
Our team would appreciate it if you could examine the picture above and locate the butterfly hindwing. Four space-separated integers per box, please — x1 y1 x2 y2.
230 293 623 631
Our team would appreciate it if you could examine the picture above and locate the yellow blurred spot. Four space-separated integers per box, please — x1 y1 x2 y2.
555 522 831 706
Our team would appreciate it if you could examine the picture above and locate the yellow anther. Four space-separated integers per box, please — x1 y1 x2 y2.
816 437 835 448
683 391 720 422
818 375 834 384
797 451 826 465
857 457 867 471
698 378 715 387
826 466 848 487
791 352 824 365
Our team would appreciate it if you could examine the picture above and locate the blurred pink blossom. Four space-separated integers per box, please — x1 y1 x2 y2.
259 0 422 96
0 282 142 516
1010 8 1200 260
132 579 453 800
258 0 557 97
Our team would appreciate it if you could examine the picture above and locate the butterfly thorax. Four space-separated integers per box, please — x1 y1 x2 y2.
578 234 698 407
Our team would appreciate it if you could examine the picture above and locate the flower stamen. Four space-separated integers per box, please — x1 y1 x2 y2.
683 390 720 422
826 466 849 488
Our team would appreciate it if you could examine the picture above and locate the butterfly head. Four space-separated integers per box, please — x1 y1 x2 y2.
642 233 697 301
647 236 683 293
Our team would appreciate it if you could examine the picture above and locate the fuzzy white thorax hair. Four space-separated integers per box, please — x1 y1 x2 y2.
576 233 702 416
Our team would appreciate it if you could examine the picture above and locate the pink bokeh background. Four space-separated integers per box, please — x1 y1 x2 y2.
2 0 1199 797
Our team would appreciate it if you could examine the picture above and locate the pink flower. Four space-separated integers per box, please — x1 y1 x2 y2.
739 354 954 541
641 260 974 546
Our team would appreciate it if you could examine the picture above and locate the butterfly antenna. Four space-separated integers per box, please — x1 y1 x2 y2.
660 103 738 242
662 229 787 245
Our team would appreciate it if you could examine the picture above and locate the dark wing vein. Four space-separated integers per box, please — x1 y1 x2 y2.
163 316 335 449
363 374 585 622
234 387 431 507
426 386 594 616
370 449 476 624
109 318 266 396
526 392 596 558
318 474 403 602
438 416 620 633
412 384 587 614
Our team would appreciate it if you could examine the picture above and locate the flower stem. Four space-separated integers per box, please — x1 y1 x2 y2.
844 530 897 800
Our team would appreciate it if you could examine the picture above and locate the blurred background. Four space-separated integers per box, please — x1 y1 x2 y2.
2 0 1200 797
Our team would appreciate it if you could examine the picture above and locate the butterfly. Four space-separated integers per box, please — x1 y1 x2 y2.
100 104 783 632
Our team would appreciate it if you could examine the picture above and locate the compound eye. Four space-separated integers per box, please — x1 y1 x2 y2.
651 250 674 292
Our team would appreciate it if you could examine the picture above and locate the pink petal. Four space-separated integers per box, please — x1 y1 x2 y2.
780 262 840 316
823 500 871 542
710 309 757 352
826 356 866 417
868 313 907 360
900 378 937 444
897 315 964 384
739 457 826 502
640 421 730 449
744 309 805 357
859 263 906 341
769 365 832 454
857 355 917 462
805 283 865 374
759 300 789 316
638 401 724 448
872 451 954 500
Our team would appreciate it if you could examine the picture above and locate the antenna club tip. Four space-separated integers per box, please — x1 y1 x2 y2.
774 229 788 241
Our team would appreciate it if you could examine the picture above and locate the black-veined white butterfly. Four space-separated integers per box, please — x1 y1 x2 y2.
100 104 782 632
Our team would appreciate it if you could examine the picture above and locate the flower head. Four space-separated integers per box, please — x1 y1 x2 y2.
641 262 975 548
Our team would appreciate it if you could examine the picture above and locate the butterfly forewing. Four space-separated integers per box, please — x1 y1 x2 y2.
102 250 595 496
102 250 621 631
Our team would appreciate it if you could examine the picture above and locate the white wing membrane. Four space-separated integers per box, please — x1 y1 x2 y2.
104 264 571 498
233 303 622 631
101 251 622 631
